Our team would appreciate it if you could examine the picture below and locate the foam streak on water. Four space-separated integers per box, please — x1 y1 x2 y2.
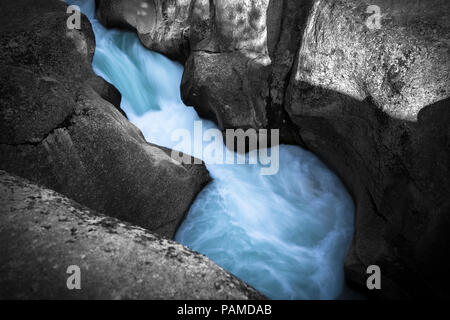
68 0 355 299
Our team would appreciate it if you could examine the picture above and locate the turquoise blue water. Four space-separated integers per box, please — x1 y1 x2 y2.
68 0 355 299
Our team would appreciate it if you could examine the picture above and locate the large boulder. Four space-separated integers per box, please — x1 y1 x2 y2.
288 0 450 121
96 0 191 63
285 0 450 299
181 0 312 143
181 0 271 132
0 0 210 239
0 170 264 299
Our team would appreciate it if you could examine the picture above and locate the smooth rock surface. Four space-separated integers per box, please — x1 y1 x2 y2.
0 170 264 299
0 0 210 239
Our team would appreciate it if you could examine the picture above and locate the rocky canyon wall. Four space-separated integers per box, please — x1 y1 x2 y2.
0 0 210 240
0 170 263 299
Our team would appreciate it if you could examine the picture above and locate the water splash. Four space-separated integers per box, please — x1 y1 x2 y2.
68 0 355 299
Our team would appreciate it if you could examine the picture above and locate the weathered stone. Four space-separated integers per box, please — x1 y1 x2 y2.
182 0 271 132
96 0 191 63
0 0 210 239
99 0 450 298
0 170 264 300
285 0 450 298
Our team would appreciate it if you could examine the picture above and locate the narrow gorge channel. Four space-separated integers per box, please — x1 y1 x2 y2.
69 0 355 299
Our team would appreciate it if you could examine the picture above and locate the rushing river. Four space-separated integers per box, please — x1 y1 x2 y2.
68 0 355 299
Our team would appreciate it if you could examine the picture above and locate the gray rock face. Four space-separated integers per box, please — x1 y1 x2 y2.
285 0 450 299
183 0 314 144
0 171 264 299
289 0 450 121
0 0 210 239
96 0 192 63
181 0 305 143
96 0 299 142
96 0 450 298
182 0 271 132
